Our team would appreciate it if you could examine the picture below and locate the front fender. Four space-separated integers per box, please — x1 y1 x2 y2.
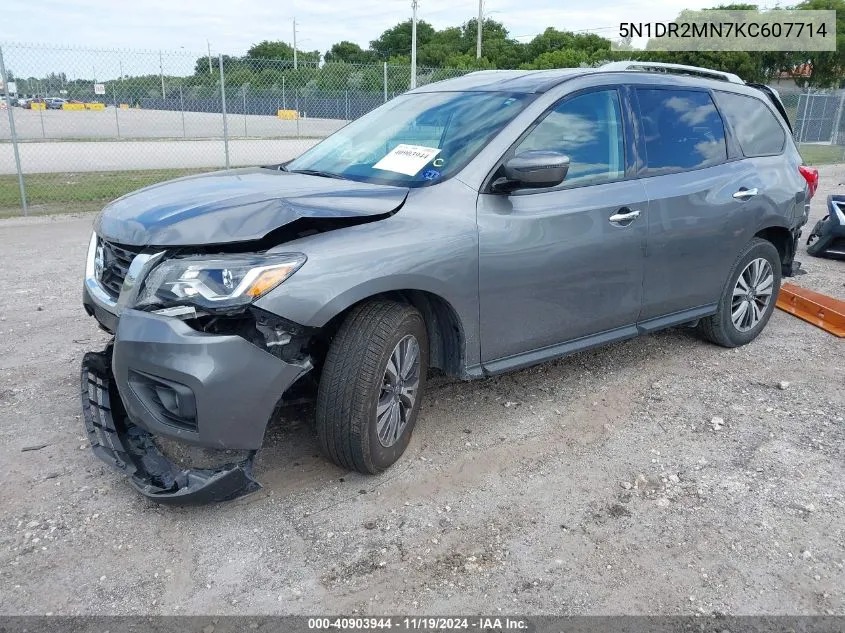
253 196 481 367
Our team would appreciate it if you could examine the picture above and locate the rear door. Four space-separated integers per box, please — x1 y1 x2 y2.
634 86 759 322
712 89 806 225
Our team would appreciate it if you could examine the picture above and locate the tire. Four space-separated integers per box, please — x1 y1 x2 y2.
316 300 429 474
698 237 782 348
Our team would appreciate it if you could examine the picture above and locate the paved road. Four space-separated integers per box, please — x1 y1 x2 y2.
0 107 346 141
0 108 341 174
0 138 322 174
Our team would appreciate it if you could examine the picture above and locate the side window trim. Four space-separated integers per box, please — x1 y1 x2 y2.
708 89 744 161
631 84 731 177
712 89 787 158
481 85 630 195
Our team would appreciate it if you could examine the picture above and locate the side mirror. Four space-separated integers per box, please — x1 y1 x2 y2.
493 151 570 192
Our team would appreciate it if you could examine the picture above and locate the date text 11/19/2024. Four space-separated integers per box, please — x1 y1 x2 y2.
307 617 530 630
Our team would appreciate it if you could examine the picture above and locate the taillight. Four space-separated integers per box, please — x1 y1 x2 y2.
799 165 819 199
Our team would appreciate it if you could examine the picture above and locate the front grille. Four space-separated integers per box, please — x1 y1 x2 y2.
97 238 141 300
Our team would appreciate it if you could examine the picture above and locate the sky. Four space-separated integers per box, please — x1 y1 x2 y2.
2 0 721 80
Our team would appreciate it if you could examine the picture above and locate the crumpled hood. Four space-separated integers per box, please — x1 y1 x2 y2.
94 167 409 247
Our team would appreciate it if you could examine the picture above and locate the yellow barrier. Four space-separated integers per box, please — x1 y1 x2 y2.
60 102 106 111
119 104 129 109
30 102 46 110
276 109 299 120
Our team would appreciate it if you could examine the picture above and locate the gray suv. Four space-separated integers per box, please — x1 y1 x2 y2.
81 62 818 503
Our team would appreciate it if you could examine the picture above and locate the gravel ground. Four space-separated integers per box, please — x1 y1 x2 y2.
0 165 843 616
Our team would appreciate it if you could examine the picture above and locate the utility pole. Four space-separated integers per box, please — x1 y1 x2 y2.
410 0 418 89
207 40 213 75
476 0 483 59
293 17 298 70
159 50 165 98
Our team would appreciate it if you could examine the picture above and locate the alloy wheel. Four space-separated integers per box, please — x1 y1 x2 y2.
731 257 775 332
376 334 421 448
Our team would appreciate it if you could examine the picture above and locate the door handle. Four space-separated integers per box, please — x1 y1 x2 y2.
733 187 759 200
609 209 641 224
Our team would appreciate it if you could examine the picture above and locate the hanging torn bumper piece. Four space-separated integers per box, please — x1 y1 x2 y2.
80 347 261 504
807 195 845 259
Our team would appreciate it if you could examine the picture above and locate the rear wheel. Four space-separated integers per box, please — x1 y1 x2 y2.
698 237 781 348
316 300 429 474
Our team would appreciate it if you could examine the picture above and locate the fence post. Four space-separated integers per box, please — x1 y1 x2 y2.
282 76 286 109
179 84 186 138
113 89 121 138
796 92 808 144
384 62 388 103
38 86 46 138
243 85 248 137
219 54 230 169
831 90 845 145
0 45 28 216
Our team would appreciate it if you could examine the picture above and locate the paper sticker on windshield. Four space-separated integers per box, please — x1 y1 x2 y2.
373 144 441 176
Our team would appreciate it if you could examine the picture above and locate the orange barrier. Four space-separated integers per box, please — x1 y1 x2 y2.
776 282 845 337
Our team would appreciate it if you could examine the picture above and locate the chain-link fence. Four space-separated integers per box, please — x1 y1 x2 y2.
0 43 469 216
3 42 845 216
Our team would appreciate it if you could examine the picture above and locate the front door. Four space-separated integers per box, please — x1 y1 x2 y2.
477 88 648 365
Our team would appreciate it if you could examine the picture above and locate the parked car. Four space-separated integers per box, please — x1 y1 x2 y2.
23 97 46 109
80 62 818 504
46 97 67 109
14 96 30 108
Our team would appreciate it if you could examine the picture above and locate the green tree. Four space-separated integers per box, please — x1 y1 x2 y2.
793 0 845 87
325 41 378 64
247 40 295 59
370 20 436 59
442 53 495 69
418 27 464 67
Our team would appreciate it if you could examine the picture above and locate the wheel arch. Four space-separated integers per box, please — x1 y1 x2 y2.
754 223 795 275
316 284 468 379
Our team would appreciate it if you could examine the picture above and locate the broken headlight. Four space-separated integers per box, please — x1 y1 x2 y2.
135 253 306 312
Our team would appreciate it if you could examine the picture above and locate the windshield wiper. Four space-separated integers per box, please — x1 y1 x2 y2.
287 169 348 180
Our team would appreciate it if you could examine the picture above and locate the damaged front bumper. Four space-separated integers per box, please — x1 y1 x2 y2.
80 309 313 504
807 195 845 259
81 348 261 504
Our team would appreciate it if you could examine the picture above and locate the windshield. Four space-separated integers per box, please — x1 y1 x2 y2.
285 91 534 187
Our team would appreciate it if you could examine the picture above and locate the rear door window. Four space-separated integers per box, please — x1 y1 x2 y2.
636 88 727 174
713 91 786 156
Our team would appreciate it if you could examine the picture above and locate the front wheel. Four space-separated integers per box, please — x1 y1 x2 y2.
698 237 781 348
316 300 429 474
